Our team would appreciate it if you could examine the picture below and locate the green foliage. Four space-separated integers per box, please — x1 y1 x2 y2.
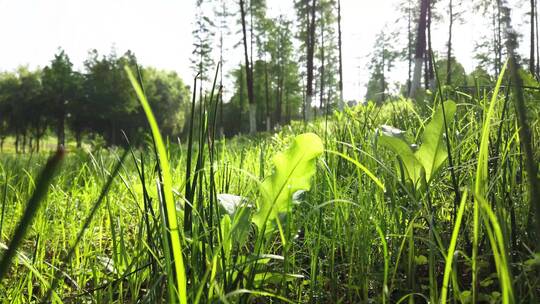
365 31 400 103
380 133 424 188
436 58 468 87
415 100 457 182
380 100 457 188
252 133 323 231
0 49 191 149
1 87 539 302
142 68 191 135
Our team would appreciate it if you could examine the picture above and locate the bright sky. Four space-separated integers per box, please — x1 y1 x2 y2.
0 0 529 100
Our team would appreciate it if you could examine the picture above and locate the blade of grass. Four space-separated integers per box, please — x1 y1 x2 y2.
125 66 187 304
0 148 64 282
440 189 468 303
473 60 507 303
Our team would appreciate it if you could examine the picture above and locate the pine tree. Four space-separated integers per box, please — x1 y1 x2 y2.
365 31 399 103
191 0 216 84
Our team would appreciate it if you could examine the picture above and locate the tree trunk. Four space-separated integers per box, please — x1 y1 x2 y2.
446 0 453 85
286 87 291 123
248 103 257 134
275 70 283 126
496 0 502 75
409 0 429 99
22 131 26 154
407 0 413 95
424 49 429 90
239 65 244 134
239 0 256 134
427 1 435 90
219 89 224 137
305 0 317 120
302 84 307 122
76 129 82 148
337 0 344 110
219 4 225 138
382 46 386 103
15 133 19 154
534 0 540 77
57 102 65 148
319 14 326 115
264 62 271 131
531 0 536 75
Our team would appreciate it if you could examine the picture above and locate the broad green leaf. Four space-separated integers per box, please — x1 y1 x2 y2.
252 133 324 231
379 135 423 189
217 193 249 216
220 215 232 258
231 205 252 247
414 100 456 183
216 193 252 247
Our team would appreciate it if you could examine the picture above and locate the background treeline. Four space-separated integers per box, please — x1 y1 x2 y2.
2 0 539 150
194 0 539 132
193 0 343 135
0 49 192 152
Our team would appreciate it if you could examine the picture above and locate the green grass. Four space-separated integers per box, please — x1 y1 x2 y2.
0 77 539 303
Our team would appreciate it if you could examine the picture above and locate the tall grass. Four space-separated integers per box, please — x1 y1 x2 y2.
0 65 538 303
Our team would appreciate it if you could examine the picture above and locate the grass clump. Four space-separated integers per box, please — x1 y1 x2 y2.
0 66 539 303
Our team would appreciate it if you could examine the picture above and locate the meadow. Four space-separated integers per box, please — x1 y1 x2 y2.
0 68 539 304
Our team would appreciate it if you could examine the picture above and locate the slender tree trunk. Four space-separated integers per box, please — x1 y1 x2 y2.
302 82 306 122
15 132 19 154
219 9 225 138
250 0 253 76
239 0 256 134
407 0 413 95
536 0 540 75
22 131 26 154
446 0 453 85
496 0 502 75
319 14 325 116
531 0 536 75
382 46 386 103
275 69 283 126
427 1 435 90
219 90 224 137
57 102 65 148
305 0 317 120
409 0 429 98
239 64 244 134
286 87 291 123
76 129 82 148
264 61 271 131
424 49 429 90
337 0 344 110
